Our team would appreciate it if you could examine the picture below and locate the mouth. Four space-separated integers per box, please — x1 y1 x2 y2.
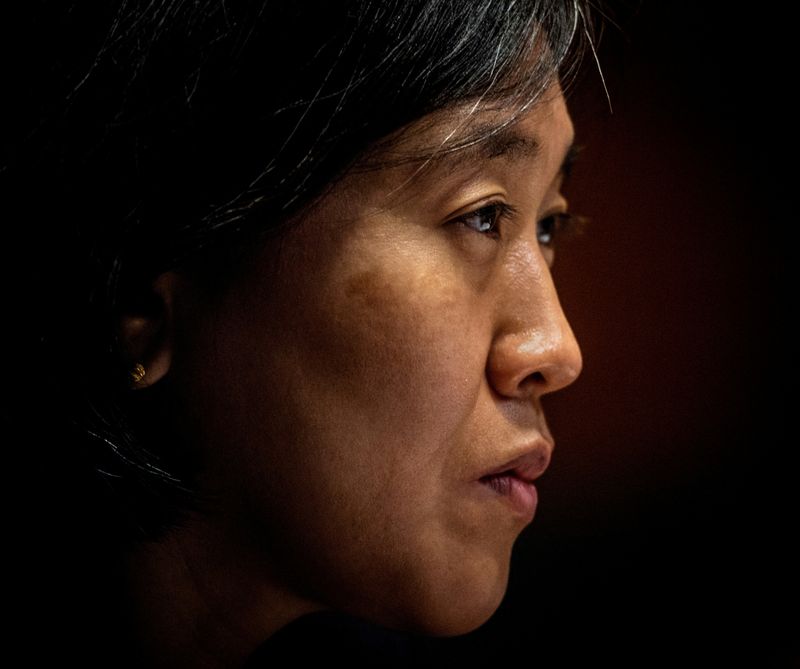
479 471 539 521
476 441 552 522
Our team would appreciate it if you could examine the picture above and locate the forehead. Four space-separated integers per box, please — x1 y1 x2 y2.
292 84 575 229
353 83 574 187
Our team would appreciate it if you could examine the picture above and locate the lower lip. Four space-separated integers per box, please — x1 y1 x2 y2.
479 474 539 521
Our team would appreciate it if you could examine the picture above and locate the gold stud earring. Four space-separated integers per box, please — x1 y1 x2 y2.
130 363 146 384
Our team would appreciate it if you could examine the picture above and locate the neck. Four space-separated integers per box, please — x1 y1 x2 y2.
122 513 324 668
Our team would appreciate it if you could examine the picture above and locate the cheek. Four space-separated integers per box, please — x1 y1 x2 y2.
321 263 483 438
178 228 512 635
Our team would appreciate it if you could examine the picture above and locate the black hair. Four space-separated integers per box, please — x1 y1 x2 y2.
2 1 594 545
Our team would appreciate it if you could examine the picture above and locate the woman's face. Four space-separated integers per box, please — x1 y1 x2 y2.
166 83 582 636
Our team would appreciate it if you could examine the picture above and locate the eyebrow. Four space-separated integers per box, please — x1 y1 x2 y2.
430 126 578 180
479 128 542 162
560 142 581 180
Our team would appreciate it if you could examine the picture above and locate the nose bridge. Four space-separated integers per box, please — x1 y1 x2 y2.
488 243 583 399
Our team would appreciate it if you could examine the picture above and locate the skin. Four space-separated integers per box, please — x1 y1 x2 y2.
123 81 582 667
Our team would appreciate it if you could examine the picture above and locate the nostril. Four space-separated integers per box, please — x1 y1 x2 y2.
526 371 546 385
516 371 546 394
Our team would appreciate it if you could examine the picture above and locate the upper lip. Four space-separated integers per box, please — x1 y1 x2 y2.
479 437 554 483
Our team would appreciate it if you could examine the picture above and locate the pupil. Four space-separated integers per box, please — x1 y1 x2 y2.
473 209 494 232
538 217 554 244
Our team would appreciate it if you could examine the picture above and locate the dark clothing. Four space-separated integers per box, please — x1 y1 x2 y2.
244 611 442 667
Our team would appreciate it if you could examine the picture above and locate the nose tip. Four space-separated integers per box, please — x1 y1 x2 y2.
487 305 583 401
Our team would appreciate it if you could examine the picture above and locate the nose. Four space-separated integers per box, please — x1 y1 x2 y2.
486 252 583 401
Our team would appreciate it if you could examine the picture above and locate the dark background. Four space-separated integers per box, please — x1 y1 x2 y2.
7 2 795 666
443 2 795 666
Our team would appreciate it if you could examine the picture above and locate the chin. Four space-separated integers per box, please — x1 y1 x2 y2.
407 588 508 638
387 557 512 638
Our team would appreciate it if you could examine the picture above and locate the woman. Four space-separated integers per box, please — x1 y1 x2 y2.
4 1 593 665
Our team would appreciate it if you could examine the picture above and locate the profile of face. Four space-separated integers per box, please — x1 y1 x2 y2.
133 81 582 643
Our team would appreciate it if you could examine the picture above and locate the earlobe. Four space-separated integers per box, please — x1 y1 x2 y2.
118 271 185 389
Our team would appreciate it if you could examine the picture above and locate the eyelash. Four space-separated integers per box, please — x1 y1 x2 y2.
453 202 584 247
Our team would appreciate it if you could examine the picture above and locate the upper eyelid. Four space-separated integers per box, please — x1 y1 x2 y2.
451 200 573 229
446 186 567 220
449 201 518 231
448 203 525 249
445 197 510 220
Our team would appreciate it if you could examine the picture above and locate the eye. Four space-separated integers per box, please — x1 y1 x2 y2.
537 212 576 247
453 202 517 238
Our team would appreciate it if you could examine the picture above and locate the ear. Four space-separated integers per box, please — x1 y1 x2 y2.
117 271 187 389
